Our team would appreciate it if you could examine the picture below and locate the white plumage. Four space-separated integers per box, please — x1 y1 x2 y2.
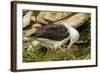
63 23 80 49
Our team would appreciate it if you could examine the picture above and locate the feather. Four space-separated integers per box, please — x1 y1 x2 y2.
31 24 69 41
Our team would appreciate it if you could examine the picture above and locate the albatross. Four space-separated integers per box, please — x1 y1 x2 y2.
30 23 80 50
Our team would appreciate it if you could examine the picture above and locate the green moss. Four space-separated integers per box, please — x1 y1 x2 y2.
32 10 40 16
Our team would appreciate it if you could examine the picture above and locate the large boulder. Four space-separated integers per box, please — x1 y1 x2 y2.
23 11 33 28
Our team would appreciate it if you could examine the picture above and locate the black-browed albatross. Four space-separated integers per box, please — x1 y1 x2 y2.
30 23 80 49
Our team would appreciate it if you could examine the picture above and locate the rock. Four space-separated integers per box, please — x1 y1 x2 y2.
31 40 40 46
63 13 90 28
24 41 33 51
44 12 62 22
36 11 49 24
36 11 72 25
23 11 33 28
23 23 42 36
55 13 90 28
23 28 37 36
44 12 71 22
32 23 42 28
31 16 36 22
62 12 71 18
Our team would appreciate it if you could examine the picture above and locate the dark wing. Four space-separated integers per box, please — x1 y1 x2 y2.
30 24 69 41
